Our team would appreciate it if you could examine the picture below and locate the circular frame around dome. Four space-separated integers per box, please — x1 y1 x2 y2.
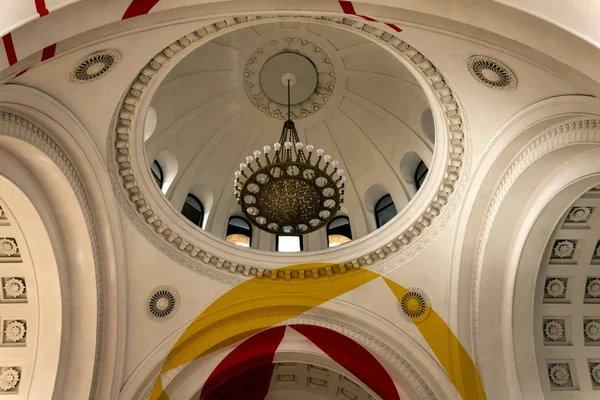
110 14 467 281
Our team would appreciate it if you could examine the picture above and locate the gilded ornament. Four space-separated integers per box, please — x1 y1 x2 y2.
0 238 18 257
0 368 19 391
3 321 25 342
3 278 25 298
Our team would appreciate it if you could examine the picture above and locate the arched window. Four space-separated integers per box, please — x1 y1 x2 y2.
182 194 204 227
151 160 163 188
375 194 397 228
327 216 352 247
415 161 429 190
226 217 252 247
276 235 303 252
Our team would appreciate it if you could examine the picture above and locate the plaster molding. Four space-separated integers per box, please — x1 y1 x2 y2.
0 110 104 400
109 14 468 282
243 36 335 120
472 118 600 373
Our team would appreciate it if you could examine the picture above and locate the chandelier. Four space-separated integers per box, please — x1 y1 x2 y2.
234 76 345 235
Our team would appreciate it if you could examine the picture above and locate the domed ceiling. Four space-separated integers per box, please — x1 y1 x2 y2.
144 20 434 252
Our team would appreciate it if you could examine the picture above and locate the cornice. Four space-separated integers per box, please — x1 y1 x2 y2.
108 14 468 283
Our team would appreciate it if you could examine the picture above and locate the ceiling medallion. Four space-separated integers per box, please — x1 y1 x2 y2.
147 286 179 321
69 50 121 83
398 288 430 323
244 37 335 119
235 79 344 235
467 56 516 91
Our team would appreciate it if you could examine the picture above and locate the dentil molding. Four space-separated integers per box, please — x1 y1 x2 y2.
109 14 468 283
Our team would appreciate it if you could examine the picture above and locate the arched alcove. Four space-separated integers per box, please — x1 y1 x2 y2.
154 150 179 195
144 106 158 141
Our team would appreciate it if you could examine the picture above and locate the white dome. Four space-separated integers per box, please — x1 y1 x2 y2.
145 21 434 252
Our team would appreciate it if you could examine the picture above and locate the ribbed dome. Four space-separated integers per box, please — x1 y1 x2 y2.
145 21 434 252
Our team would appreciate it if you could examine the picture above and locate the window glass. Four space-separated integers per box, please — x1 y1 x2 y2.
327 216 352 247
415 161 429 190
375 194 397 228
226 217 252 247
151 160 163 188
182 194 204 227
277 235 302 252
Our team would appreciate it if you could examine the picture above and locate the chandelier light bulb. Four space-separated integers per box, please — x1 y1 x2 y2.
246 156 254 164
253 150 261 158
337 169 344 176
316 148 324 157
234 171 242 178
323 155 331 163
239 163 247 170
296 142 303 150
284 141 292 149
331 160 339 168
263 145 271 154
274 142 281 151
306 144 314 152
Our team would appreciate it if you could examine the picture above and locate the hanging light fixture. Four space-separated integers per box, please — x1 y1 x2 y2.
234 74 345 235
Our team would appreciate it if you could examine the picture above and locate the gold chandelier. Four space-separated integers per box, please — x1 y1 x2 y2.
234 80 345 235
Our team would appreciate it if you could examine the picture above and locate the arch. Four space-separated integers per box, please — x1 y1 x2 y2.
144 106 158 141
226 216 252 247
150 160 163 188
374 194 398 229
182 194 204 228
154 149 178 194
326 216 352 247
421 108 435 143
454 95 600 398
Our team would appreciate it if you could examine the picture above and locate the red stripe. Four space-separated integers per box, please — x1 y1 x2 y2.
14 67 30 78
339 0 402 32
41 43 56 61
2 33 18 66
35 0 49 17
339 0 356 15
122 0 161 20
385 22 402 32
201 326 286 399
291 324 400 400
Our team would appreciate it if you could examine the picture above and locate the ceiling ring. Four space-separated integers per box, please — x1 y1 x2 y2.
69 50 121 84
110 14 467 281
467 55 516 91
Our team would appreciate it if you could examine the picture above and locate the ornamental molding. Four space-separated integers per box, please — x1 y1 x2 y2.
69 50 121 84
548 363 572 387
138 313 443 400
472 119 600 371
0 367 20 392
2 277 25 299
467 56 517 91
109 14 468 283
244 37 335 120
146 286 179 321
3 320 26 343
0 111 103 400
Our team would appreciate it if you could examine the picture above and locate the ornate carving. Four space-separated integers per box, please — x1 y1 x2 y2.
545 278 567 299
584 320 600 341
0 368 19 392
467 56 516 91
244 37 335 120
398 288 431 323
2 278 25 298
566 206 592 223
473 119 600 368
548 363 572 387
591 363 600 385
587 278 600 298
3 320 26 343
0 111 104 400
0 238 19 257
147 286 179 321
69 50 120 83
543 319 565 342
552 240 576 259
110 15 467 282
